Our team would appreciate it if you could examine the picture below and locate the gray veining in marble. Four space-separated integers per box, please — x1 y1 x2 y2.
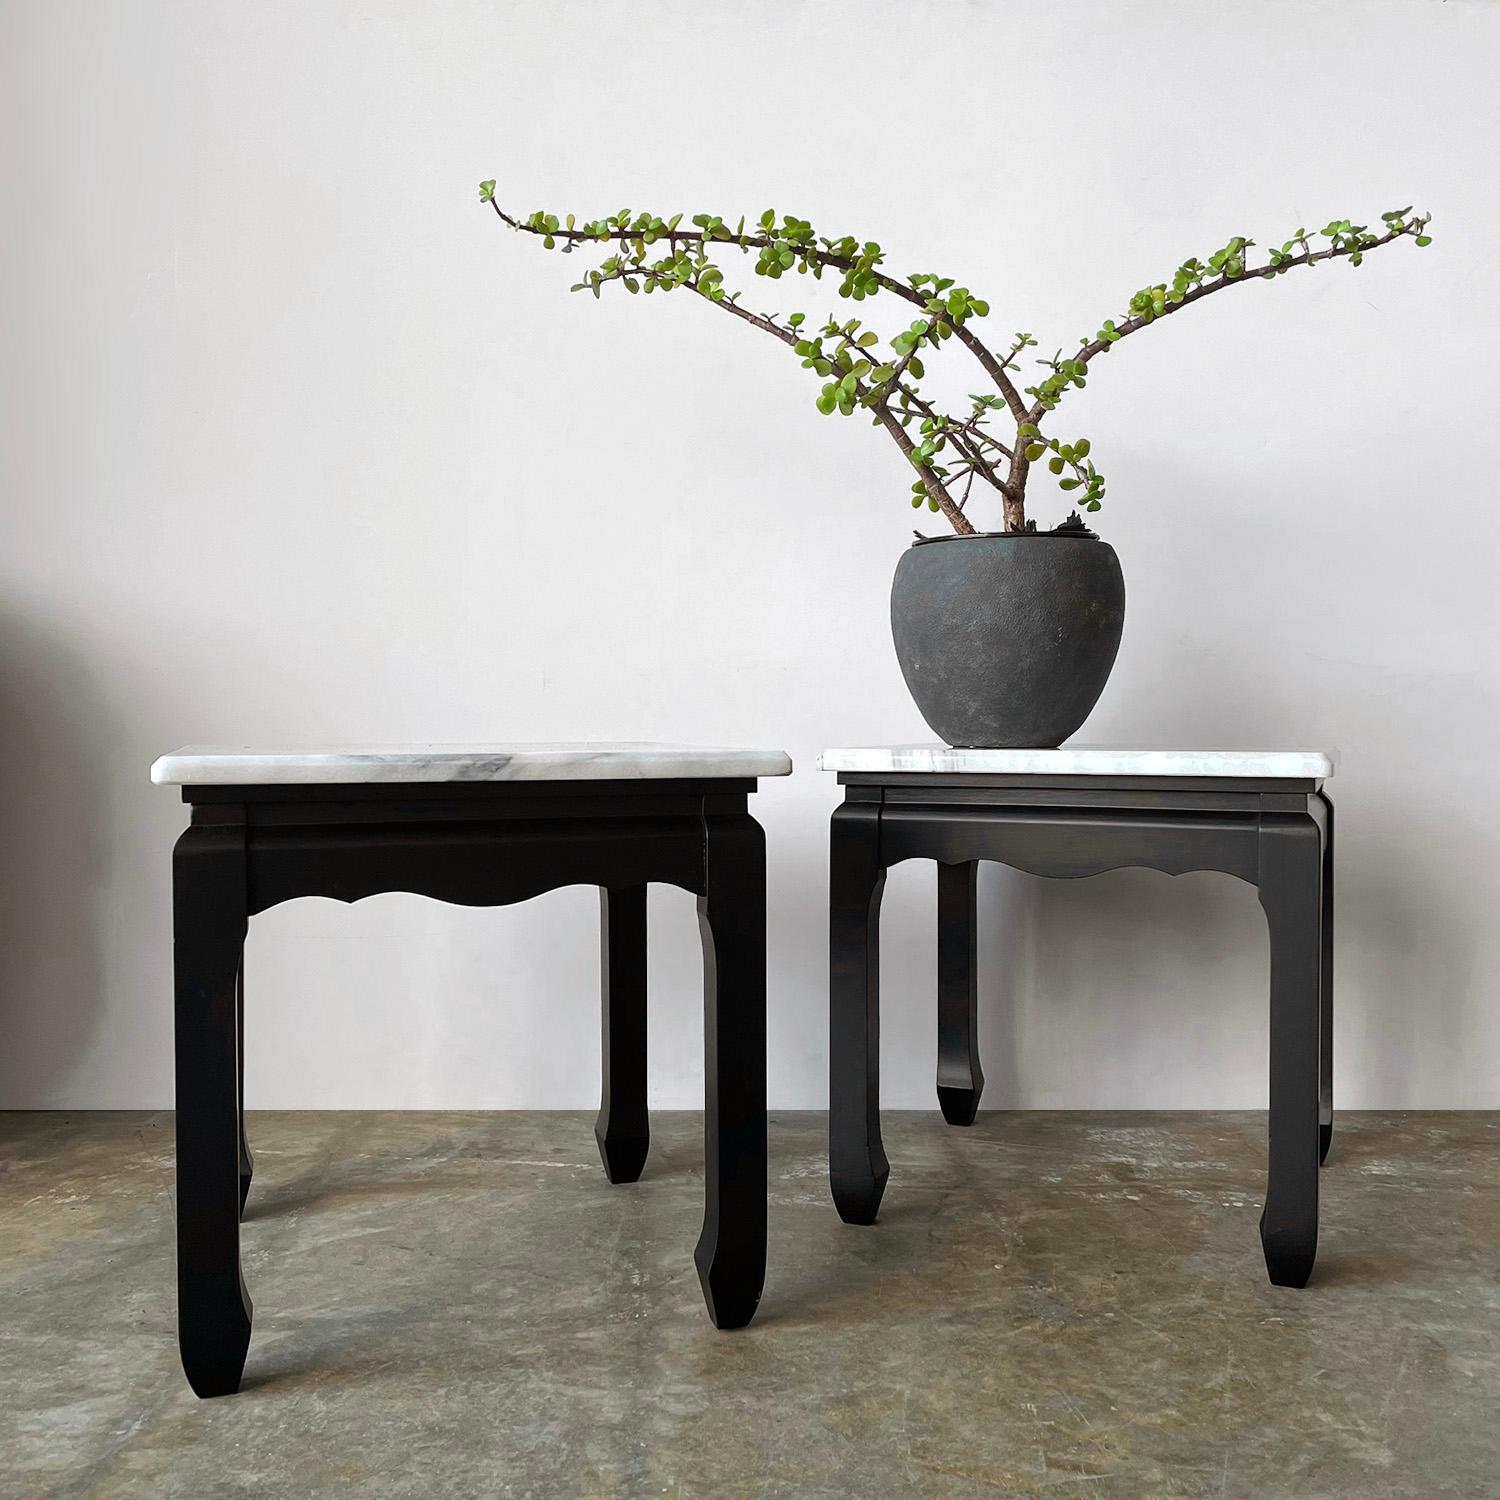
151 742 793 786
818 745 1335 780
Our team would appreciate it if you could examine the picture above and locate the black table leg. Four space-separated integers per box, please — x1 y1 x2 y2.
936 860 983 1126
694 811 767 1329
829 801 888 1225
236 956 253 1218
174 821 253 1397
1318 793 1335 1165
596 884 649 1184
1258 810 1323 1288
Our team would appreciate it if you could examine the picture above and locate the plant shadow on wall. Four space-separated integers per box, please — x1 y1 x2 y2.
0 605 108 1105
479 188 1433 748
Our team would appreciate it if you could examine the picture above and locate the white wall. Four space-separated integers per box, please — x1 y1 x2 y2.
3 0 1497 1110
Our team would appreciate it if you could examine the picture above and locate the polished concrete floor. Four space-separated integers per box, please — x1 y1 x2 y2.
2 1110 1498 1498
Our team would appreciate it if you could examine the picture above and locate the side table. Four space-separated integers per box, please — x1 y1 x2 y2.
820 745 1334 1289
152 742 791 1396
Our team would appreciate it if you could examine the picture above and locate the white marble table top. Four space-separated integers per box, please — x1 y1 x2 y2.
818 746 1335 781
152 743 793 786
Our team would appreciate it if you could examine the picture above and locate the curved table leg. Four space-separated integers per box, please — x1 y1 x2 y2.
175 822 253 1397
937 860 983 1126
237 957 253 1217
1258 810 1323 1288
596 884 649 1184
829 801 888 1225
1318 792 1335 1165
694 811 767 1329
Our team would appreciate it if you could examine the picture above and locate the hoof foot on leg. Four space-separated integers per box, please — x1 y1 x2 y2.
180 1295 252 1399
695 1239 764 1330
831 1162 887 1226
594 1125 649 1185
1261 1216 1317 1289
936 1085 980 1127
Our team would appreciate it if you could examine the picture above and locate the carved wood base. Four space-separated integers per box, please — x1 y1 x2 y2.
171 779 770 1395
828 775 1333 1290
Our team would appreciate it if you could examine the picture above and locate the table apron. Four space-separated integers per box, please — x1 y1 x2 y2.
243 815 710 915
877 804 1262 884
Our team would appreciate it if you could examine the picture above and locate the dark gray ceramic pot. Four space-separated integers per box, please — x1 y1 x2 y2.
890 531 1125 748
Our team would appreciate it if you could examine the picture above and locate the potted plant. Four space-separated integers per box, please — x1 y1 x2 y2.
481 184 1432 747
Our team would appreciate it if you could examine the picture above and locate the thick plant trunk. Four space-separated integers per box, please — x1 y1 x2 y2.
1003 454 1029 532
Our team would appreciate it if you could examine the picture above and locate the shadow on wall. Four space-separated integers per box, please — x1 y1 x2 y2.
981 642 1488 1107
975 863 1035 1107
1140 637 1487 1107
0 604 109 1106
1004 866 1268 1107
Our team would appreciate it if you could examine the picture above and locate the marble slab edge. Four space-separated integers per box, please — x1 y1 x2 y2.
817 746 1335 780
152 744 793 786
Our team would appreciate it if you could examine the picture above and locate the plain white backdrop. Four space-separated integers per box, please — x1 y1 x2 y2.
3 0 1497 1110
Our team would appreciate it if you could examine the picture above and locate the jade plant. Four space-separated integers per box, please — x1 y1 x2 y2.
481 183 1431 536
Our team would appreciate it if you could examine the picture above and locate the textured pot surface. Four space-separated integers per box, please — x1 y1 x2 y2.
890 532 1126 748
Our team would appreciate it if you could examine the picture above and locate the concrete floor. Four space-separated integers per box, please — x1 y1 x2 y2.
2 1112 1498 1499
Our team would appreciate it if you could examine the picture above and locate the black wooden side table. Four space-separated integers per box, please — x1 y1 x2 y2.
821 745 1334 1289
152 742 791 1397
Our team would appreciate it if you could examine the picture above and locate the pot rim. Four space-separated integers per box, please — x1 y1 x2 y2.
910 529 1105 547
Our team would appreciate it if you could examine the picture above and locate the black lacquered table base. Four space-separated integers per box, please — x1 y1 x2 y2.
827 771 1333 1288
172 779 768 1397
